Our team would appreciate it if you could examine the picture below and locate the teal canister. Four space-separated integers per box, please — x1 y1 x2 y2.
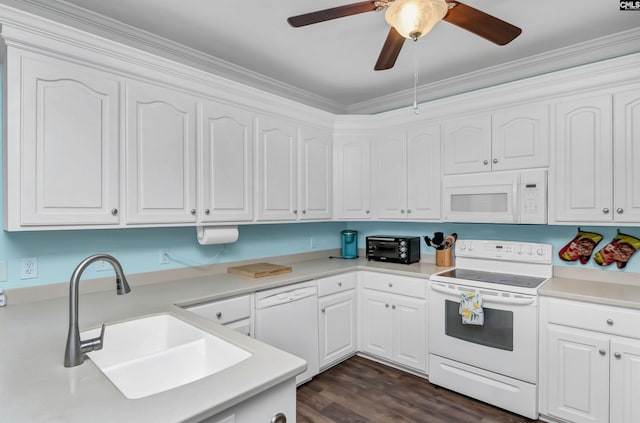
341 230 358 259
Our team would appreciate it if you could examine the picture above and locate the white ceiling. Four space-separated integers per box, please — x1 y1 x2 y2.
5 0 640 114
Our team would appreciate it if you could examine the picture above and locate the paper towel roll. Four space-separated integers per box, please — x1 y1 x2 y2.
197 226 239 245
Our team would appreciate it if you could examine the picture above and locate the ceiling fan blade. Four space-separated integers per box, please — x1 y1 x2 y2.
443 1 521 45
374 27 405 71
287 1 379 27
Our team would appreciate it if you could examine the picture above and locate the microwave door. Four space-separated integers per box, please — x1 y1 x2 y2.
444 180 518 223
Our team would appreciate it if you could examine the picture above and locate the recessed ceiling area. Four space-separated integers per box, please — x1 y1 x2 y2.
5 0 640 114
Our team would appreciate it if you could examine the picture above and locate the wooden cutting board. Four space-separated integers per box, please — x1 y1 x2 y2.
227 262 292 278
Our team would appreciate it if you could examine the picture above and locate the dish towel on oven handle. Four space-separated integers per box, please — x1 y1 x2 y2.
459 291 484 325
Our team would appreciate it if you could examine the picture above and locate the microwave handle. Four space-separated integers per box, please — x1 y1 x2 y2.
429 283 536 306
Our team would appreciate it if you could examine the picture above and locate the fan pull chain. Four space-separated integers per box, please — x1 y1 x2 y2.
413 44 419 115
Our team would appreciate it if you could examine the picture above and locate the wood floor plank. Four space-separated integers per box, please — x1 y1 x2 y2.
297 356 540 423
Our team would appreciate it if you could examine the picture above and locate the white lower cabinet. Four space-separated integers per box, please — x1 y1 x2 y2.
318 273 357 369
183 294 253 337
540 297 640 423
359 273 427 373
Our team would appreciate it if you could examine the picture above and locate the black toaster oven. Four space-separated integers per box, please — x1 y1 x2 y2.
366 236 420 264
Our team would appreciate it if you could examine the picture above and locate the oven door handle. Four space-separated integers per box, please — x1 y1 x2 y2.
429 283 536 306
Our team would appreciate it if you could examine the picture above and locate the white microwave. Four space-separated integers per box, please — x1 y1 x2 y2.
443 169 547 224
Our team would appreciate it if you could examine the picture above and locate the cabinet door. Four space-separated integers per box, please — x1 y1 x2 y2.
255 116 298 221
125 83 197 224
334 134 372 219
199 101 253 222
318 290 357 368
492 103 550 171
391 294 427 372
407 124 441 220
19 55 120 227
610 338 640 423
360 290 392 360
613 89 640 223
443 115 492 174
374 131 408 219
552 94 613 223
546 326 610 423
300 126 332 220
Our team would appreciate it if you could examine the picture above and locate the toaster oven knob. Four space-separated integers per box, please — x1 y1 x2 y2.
400 253 407 259
400 241 406 246
400 247 407 252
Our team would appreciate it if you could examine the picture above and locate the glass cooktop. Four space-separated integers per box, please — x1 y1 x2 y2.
436 268 548 289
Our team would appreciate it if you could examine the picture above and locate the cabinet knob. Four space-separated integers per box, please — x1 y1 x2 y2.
607 318 614 326
204 209 210 215
392 305 396 310
270 413 287 423
365 210 370 214
321 307 326 313
216 312 222 319
302 210 307 214
190 209 196 215
338 282 342 287
603 208 610 214
293 209 298 214
111 208 118 216
614 352 622 359
617 208 624 214
493 158 498 164
388 282 393 287
483 160 489 165
385 303 389 308
400 209 405 214
599 349 606 356
407 209 412 214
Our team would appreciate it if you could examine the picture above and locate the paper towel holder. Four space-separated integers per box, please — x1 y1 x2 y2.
196 225 239 245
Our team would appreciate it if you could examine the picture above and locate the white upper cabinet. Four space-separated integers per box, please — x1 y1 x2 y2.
334 134 372 219
125 82 197 224
551 94 614 223
6 53 121 229
613 88 640 223
199 101 254 223
443 104 549 174
374 125 441 220
255 115 298 221
299 127 332 220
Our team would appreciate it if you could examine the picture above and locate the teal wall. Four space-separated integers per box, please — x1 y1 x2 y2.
1 66 637 293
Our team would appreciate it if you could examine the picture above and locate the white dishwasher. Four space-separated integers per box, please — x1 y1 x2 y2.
254 280 319 385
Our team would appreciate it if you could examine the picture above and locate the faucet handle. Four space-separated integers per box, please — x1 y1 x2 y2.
81 324 105 354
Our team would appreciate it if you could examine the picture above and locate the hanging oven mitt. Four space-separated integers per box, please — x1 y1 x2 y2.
593 232 640 269
459 292 483 325
558 229 603 264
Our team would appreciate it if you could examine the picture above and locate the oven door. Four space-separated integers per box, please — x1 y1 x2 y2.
367 240 400 261
428 281 538 383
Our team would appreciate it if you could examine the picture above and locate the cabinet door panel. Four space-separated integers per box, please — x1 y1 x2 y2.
126 83 196 224
552 95 613 223
361 291 392 360
547 326 609 423
614 89 640 223
408 125 441 220
492 104 549 171
319 291 356 368
610 338 640 423
20 55 120 226
200 101 253 222
375 132 407 219
300 127 332 220
443 116 491 174
334 135 371 219
256 116 297 221
392 295 427 372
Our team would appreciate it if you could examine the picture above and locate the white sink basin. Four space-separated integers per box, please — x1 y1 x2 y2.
82 314 251 399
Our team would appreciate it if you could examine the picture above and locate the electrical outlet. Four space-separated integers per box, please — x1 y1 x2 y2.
96 252 117 272
310 237 317 249
159 249 170 265
20 257 38 279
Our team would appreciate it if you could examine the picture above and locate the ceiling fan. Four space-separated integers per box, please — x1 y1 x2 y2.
287 0 522 71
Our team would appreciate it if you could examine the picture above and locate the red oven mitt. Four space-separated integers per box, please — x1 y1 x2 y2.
593 232 640 269
558 230 603 264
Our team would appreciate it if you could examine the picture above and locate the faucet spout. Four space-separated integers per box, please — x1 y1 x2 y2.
64 254 131 368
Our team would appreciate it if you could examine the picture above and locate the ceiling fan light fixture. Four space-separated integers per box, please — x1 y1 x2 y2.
385 0 448 40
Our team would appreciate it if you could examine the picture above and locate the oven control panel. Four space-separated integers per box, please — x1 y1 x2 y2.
455 240 552 264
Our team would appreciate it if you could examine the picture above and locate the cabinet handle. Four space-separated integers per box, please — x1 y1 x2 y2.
190 209 196 215
111 208 118 216
617 208 624 214
302 210 306 214
493 158 498 164
293 209 298 214
204 209 210 215
365 210 370 214
483 160 489 165
270 413 287 423
216 312 222 319
400 209 405 214
607 318 614 326
599 349 606 356
388 282 393 287
392 305 396 309
614 352 622 359
407 209 412 214
385 303 389 308
603 208 610 214
338 282 342 287
321 307 326 313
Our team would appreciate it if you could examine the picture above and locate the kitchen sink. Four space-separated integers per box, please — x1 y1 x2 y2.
82 314 251 399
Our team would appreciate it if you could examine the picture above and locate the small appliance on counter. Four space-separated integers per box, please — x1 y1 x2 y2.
366 235 420 264
330 230 359 259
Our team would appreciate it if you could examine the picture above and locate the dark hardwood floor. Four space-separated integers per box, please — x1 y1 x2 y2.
297 356 541 423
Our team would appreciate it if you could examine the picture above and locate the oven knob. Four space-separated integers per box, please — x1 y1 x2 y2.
516 246 524 255
400 247 407 252
400 241 407 247
536 247 545 256
400 253 407 259
458 243 467 251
